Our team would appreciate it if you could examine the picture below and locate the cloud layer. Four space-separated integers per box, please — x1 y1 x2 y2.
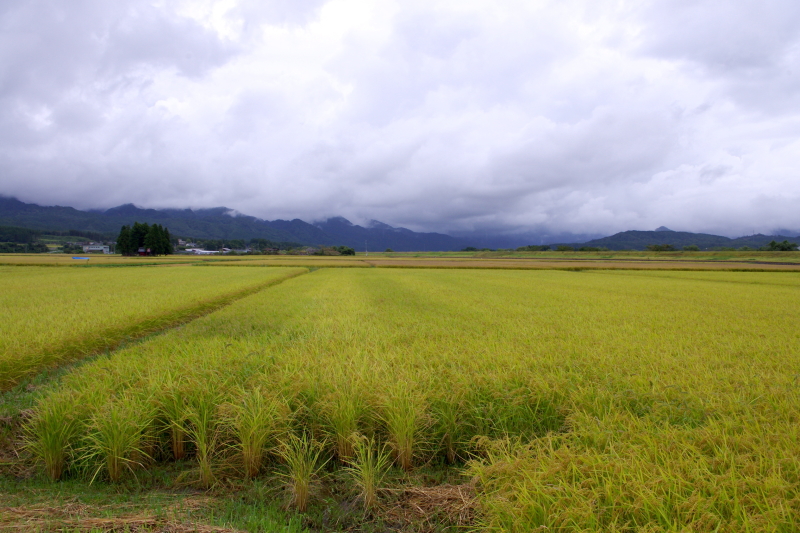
2 0 799 236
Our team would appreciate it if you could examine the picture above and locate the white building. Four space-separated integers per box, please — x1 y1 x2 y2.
186 248 219 255
82 244 110 254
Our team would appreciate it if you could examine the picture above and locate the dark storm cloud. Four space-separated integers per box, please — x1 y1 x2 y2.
1 0 799 237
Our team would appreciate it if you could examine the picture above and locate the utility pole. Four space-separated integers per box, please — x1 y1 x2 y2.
365 240 368 256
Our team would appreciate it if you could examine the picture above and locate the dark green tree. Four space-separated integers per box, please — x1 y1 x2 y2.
143 224 173 256
162 226 173 255
116 225 134 255
763 240 798 251
130 222 150 252
117 222 172 255
334 246 356 255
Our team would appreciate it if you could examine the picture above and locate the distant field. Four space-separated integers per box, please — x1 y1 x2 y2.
0 266 306 388
20 268 800 531
3 250 799 269
0 254 197 266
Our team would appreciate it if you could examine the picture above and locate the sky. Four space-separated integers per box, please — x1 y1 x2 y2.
1 0 799 237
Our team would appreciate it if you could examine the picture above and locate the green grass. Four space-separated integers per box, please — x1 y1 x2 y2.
11 267 800 531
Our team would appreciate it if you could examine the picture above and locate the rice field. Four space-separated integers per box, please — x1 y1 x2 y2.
0 266 306 389
15 267 800 531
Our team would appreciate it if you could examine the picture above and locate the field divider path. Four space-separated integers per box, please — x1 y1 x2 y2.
0 268 309 391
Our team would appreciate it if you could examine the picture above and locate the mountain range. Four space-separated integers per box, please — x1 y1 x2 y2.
562 226 799 251
0 197 797 251
0 197 464 251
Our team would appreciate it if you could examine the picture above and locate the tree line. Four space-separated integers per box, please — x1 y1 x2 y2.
116 222 173 256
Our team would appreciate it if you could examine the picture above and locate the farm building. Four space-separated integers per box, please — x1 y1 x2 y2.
82 244 110 254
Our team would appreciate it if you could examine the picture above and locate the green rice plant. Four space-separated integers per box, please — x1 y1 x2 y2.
24 391 86 481
229 387 285 479
431 394 465 464
276 433 328 512
381 382 427 471
157 380 189 461
344 435 392 510
186 388 224 489
320 384 365 462
82 395 154 483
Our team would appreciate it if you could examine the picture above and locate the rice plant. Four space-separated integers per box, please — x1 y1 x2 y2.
82 396 154 483
25 391 85 481
344 435 392 510
186 388 224 489
0 266 307 389
156 376 189 461
230 387 285 478
321 383 364 462
24 267 800 530
381 383 427 471
276 433 328 512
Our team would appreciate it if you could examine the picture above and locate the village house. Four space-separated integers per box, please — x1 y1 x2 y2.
82 243 111 254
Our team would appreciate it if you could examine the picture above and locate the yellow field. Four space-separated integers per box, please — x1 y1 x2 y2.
0 254 197 265
0 266 306 389
3 250 800 271
23 268 800 531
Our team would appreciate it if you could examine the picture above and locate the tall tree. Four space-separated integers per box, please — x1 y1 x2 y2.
162 226 173 255
116 225 133 255
130 222 150 252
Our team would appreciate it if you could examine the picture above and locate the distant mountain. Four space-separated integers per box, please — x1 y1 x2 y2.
2 196 796 252
558 230 799 251
314 217 462 252
0 197 463 251
452 230 602 250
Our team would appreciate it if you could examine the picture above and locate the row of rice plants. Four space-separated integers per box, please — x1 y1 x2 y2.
0 266 306 388
25 268 800 530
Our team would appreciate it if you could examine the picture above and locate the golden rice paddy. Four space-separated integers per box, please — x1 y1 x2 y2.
15 267 800 531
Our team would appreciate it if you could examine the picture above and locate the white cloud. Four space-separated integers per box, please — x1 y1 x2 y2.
1 0 799 236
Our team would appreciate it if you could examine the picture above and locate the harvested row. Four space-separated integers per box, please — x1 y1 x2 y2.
26 268 800 531
0 266 307 389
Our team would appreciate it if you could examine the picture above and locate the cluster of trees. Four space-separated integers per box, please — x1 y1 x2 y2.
333 246 356 256
516 245 551 251
0 242 49 253
764 240 798 251
47 229 112 241
304 246 356 256
646 241 799 252
186 238 304 252
0 226 41 243
116 223 173 256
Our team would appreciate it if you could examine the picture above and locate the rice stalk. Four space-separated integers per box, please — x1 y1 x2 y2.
344 435 392 510
230 387 284 478
82 395 153 483
321 385 364 462
186 389 224 489
382 383 427 471
24 392 85 481
277 433 328 512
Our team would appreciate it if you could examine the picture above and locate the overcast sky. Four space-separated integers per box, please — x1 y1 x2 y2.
1 0 799 236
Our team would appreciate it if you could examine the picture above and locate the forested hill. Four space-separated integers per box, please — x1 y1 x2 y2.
0 197 464 251
564 229 800 251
